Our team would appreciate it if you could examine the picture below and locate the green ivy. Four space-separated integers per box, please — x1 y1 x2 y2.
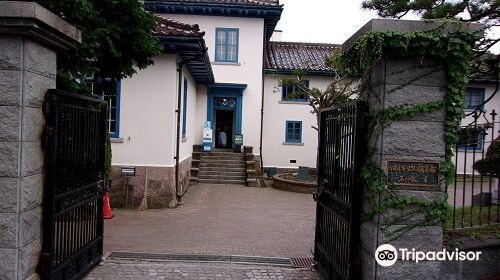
334 26 480 240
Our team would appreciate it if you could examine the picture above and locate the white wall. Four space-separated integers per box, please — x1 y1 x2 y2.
195 85 208 144
162 14 265 153
454 83 499 174
262 75 333 168
111 54 179 167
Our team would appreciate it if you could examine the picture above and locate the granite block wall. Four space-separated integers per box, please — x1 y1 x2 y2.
109 157 192 209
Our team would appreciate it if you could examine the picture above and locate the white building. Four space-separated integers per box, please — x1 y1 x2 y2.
97 0 498 208
454 82 499 175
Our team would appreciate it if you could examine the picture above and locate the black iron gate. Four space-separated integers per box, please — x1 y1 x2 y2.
41 90 107 280
314 101 367 280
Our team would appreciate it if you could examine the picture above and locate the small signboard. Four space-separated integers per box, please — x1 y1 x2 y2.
234 134 243 145
387 161 440 190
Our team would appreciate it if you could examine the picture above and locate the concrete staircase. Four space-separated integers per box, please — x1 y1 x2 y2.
196 152 247 184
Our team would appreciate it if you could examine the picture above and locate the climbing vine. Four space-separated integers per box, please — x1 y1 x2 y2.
333 25 480 241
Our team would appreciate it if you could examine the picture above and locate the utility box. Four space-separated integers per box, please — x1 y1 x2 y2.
298 166 309 180
267 167 277 178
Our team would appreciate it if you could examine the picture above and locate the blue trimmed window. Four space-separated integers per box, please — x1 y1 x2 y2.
465 87 485 110
84 76 121 138
215 28 239 62
285 121 302 143
457 127 484 150
282 80 309 102
182 78 188 139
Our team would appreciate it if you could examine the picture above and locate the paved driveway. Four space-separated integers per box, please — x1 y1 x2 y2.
104 184 316 258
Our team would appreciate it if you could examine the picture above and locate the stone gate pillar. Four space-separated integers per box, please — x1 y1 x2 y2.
0 2 80 280
342 19 481 280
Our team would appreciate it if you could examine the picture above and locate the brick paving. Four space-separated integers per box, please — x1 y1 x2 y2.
103 184 316 258
89 184 319 279
85 259 321 280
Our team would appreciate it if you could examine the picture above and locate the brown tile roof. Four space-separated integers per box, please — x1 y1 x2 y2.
265 41 340 74
154 17 205 38
150 0 280 6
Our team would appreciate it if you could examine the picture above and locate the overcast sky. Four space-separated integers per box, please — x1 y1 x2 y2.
275 0 380 45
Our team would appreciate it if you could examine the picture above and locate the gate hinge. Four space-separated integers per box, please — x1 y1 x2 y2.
41 127 53 150
313 179 328 201
43 101 51 116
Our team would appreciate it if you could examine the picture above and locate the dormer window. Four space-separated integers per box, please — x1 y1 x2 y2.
215 28 239 62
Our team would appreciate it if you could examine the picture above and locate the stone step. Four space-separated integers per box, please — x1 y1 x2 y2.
198 178 247 185
200 159 246 164
201 152 244 156
199 174 247 180
199 167 246 172
201 154 245 158
199 163 246 168
199 171 247 176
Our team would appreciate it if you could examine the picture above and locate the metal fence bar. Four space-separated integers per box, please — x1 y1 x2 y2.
447 109 499 230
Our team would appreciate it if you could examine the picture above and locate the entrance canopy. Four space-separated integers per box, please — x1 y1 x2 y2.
155 17 215 84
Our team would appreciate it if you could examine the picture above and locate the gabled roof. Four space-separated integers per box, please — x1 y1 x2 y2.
154 17 205 37
155 17 214 84
145 0 283 41
265 41 340 76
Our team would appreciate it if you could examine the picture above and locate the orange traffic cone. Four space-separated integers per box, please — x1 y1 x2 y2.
103 192 114 219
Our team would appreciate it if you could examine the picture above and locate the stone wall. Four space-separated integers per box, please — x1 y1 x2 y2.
0 2 80 279
360 55 447 280
109 157 192 209
263 167 317 177
0 34 49 280
343 19 481 280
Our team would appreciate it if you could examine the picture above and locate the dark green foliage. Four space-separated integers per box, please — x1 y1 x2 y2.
14 0 162 92
362 0 469 19
335 29 479 240
362 0 496 22
475 135 500 177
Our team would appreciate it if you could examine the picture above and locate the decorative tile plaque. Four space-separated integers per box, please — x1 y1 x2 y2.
387 161 440 189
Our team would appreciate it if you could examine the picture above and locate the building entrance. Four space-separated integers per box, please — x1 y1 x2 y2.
215 109 234 149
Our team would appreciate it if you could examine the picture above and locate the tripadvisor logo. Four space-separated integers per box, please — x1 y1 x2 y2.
375 244 482 267
375 244 398 267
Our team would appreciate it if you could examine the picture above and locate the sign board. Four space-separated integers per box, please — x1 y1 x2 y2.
234 134 243 145
387 161 440 190
204 121 211 129
202 127 213 152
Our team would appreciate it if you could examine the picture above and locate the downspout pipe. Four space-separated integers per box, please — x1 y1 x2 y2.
259 29 266 176
175 61 184 203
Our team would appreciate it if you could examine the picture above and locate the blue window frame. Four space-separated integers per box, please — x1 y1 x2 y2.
84 76 121 138
465 87 485 110
182 78 188 139
282 80 309 102
457 127 484 151
215 28 239 62
285 121 302 143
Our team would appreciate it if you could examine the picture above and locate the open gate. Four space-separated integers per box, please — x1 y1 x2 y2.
41 90 107 280
314 101 367 280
